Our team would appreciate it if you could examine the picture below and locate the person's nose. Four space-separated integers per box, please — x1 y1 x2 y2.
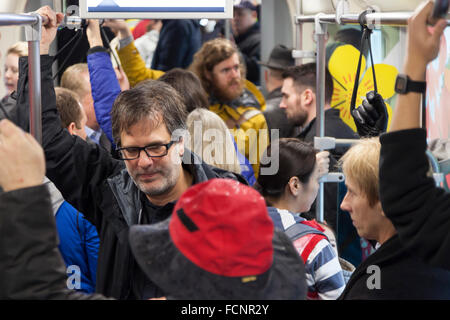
136 150 154 168
4 69 13 79
231 67 240 79
340 192 351 212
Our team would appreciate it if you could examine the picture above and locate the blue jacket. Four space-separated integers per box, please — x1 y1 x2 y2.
151 19 201 71
87 48 121 147
231 135 256 186
55 201 100 294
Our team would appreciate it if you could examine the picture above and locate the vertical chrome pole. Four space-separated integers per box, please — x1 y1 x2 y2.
25 14 43 144
315 14 327 223
225 19 231 41
295 0 303 65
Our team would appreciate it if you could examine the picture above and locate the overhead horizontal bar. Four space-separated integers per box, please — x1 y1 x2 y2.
0 13 48 26
296 12 450 27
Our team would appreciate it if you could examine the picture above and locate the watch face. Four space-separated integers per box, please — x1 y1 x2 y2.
395 76 407 93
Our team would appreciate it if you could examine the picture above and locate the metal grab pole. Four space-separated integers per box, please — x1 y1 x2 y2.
315 14 327 223
295 0 303 65
0 13 46 144
25 14 43 145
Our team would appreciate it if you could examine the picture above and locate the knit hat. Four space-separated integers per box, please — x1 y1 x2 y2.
234 0 258 11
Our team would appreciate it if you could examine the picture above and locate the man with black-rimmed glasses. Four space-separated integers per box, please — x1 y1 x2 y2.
14 6 246 300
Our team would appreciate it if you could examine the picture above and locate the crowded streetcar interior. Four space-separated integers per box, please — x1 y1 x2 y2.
0 0 450 305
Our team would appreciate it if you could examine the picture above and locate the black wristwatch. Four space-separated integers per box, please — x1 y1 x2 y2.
394 74 426 94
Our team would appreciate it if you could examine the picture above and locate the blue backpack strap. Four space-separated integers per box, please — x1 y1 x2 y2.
285 222 328 242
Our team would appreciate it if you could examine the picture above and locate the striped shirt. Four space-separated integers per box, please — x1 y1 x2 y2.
268 207 345 300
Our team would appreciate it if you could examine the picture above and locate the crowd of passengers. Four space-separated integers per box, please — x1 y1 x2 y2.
0 1 449 300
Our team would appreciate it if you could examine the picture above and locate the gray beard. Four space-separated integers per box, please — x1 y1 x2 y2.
132 171 179 198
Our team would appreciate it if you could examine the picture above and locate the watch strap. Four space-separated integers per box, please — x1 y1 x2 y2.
407 78 427 93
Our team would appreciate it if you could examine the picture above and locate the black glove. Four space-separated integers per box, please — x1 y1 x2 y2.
351 91 388 137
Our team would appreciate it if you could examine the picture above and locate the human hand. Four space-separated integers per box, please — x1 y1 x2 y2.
86 19 103 48
351 91 388 137
102 19 131 39
316 151 330 179
405 1 447 72
0 119 45 192
35 6 64 55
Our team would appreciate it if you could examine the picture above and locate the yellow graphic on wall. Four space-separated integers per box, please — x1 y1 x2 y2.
328 45 398 132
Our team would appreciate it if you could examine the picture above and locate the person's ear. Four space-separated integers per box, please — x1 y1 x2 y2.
67 122 76 136
376 201 386 217
205 70 212 82
302 88 314 106
177 136 185 158
288 176 301 196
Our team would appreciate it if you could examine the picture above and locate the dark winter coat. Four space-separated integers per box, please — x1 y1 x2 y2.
339 234 450 299
235 22 261 85
151 19 202 71
380 129 450 270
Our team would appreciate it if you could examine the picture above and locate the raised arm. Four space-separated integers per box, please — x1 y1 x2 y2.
86 19 121 145
103 19 164 87
389 1 446 132
379 1 450 269
15 6 123 228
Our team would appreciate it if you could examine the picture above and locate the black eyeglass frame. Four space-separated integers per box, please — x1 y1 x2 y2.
116 140 178 160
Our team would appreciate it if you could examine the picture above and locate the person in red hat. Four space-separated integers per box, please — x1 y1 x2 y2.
129 178 307 299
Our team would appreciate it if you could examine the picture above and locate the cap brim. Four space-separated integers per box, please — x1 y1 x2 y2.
258 61 289 70
129 219 307 300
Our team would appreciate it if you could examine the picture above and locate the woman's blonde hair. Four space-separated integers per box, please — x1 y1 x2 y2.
7 41 28 57
339 138 381 207
186 109 241 174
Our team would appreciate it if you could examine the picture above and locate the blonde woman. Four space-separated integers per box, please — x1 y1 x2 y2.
3 41 27 98
186 108 244 176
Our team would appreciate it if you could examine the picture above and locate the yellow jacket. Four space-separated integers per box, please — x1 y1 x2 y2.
117 42 269 177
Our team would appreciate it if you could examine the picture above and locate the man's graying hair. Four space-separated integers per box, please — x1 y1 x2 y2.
111 80 187 146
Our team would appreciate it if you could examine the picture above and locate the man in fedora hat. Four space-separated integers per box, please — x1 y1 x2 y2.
260 44 297 139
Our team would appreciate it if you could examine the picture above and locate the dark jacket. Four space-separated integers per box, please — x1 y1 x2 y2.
0 94 18 121
296 108 359 160
296 108 359 232
0 185 106 300
380 129 450 270
235 22 261 85
151 19 202 71
339 234 450 299
16 55 246 299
